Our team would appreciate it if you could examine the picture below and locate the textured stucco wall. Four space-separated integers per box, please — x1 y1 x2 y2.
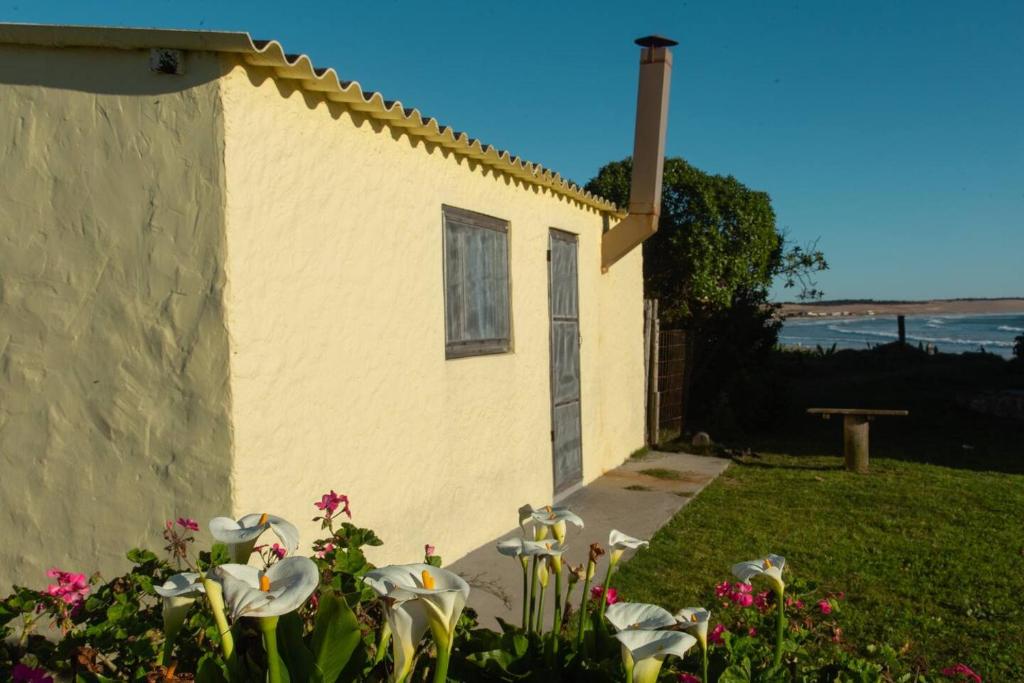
0 45 233 591
221 62 645 565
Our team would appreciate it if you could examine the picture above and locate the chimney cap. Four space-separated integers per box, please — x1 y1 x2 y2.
634 35 678 48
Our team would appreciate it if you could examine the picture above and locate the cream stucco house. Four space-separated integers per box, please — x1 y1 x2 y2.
0 24 674 590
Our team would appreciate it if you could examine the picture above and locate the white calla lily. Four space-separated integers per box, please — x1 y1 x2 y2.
518 504 584 543
615 628 697 683
213 556 319 620
606 602 677 632
731 553 786 593
209 513 300 564
154 572 205 644
364 563 470 681
674 607 711 648
608 529 649 565
497 537 563 560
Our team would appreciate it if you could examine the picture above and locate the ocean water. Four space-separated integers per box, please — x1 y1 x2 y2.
778 312 1024 359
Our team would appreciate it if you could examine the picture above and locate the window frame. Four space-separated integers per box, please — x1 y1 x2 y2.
441 204 514 359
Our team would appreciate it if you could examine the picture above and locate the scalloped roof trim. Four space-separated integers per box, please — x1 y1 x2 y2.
0 23 622 216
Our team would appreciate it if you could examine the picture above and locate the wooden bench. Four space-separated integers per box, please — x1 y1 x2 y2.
806 408 909 473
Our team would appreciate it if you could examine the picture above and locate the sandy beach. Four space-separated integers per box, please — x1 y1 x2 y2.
780 298 1024 318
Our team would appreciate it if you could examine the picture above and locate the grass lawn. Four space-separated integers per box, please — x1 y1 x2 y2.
615 349 1024 680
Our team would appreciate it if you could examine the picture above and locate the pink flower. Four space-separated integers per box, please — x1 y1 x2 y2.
715 581 731 597
425 544 436 557
678 674 701 683
747 627 757 637
709 623 726 645
735 582 753 594
12 664 54 683
753 591 771 612
270 543 287 560
818 599 833 615
795 599 805 609
176 517 199 532
315 542 335 559
941 663 982 682
591 585 619 604
314 490 351 518
44 569 89 608
732 592 753 608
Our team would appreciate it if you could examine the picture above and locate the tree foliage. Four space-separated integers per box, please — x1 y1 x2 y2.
586 157 825 326
586 157 828 431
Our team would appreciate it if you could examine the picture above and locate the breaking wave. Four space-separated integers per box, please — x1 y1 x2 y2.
826 324 1011 348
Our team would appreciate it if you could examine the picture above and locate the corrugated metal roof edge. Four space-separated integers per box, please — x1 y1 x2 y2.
0 23 624 216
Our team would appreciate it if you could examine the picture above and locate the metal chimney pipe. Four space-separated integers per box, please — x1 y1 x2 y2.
601 35 677 272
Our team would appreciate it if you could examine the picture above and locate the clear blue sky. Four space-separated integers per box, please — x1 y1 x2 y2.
6 1 1022 301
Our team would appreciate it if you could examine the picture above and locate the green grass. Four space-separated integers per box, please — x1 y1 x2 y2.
616 349 1024 680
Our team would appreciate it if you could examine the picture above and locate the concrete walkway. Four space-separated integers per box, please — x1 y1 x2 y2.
449 450 730 628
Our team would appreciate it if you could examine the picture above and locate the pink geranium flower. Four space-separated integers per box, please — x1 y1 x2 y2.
731 592 753 608
45 569 89 608
715 581 731 597
753 590 771 612
709 623 726 645
818 599 833 615
270 543 287 559
678 674 701 683
425 544 436 557
591 585 619 604
747 627 757 637
315 542 335 559
941 663 982 682
12 663 54 683
176 517 199 532
314 490 351 518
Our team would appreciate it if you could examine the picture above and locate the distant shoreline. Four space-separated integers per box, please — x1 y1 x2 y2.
778 298 1024 318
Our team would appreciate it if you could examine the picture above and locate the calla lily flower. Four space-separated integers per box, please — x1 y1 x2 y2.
731 554 786 593
154 572 205 643
364 563 470 682
674 607 711 648
614 629 697 683
496 538 561 562
213 556 319 621
209 513 300 564
606 602 677 632
518 504 584 542
608 530 649 565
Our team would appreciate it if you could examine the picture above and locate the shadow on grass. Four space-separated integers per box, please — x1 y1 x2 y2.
669 346 1024 475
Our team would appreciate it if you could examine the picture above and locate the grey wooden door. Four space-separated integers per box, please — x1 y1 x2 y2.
548 229 582 492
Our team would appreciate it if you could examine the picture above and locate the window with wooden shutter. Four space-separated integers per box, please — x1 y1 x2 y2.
442 205 512 358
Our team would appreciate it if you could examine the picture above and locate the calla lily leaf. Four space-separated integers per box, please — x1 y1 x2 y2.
606 602 677 632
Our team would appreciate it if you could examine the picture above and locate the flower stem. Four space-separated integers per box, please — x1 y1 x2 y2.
521 561 529 629
553 565 563 639
576 565 593 650
200 578 234 662
597 560 615 622
260 616 282 683
535 578 547 634
774 589 785 668
432 641 451 683
160 635 176 668
702 643 708 683
528 556 539 632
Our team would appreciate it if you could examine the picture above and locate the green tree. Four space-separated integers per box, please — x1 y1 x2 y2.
587 157 827 431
